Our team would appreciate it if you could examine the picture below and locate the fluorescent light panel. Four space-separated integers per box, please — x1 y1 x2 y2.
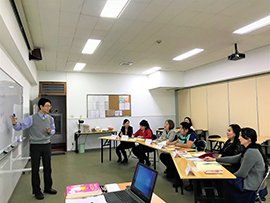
82 39 101 54
233 15 270 34
143 66 161 75
74 63 86 71
173 48 204 61
100 0 129 18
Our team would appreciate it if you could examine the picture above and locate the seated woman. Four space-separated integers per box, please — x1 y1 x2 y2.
184 116 195 131
219 124 242 172
157 119 177 142
132 120 153 166
160 122 197 180
205 128 268 203
116 119 134 164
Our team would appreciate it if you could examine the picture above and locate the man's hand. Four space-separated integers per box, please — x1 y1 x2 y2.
46 127 51 135
11 115 17 125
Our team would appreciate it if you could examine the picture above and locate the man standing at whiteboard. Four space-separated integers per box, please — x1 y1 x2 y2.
11 98 57 200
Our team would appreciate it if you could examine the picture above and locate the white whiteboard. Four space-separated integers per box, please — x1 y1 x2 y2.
0 68 23 153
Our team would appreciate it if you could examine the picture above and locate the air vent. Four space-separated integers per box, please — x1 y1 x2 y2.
119 61 133 66
39 82 66 96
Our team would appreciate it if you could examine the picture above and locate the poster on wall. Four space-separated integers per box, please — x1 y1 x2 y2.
119 95 130 110
87 94 131 118
87 95 108 119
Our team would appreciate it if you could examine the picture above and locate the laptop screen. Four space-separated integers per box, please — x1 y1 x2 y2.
131 163 158 203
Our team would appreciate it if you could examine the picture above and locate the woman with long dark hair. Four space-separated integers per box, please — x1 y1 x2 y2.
219 124 243 172
205 127 268 203
220 124 242 157
132 120 153 166
115 119 134 163
184 116 195 131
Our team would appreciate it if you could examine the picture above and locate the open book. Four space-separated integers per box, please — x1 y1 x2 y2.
193 161 223 173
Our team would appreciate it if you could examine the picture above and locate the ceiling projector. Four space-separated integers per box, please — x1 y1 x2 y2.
228 43 245 61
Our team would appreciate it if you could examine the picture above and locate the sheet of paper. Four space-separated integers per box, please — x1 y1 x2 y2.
105 183 121 192
145 139 152 145
185 163 191 176
157 143 163 149
111 135 117 139
124 102 130 110
119 103 125 110
66 195 107 203
121 135 129 140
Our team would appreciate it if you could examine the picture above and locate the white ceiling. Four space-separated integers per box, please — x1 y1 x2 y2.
20 0 270 74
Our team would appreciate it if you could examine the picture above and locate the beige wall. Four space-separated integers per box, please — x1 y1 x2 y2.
207 83 229 136
190 86 208 130
177 89 191 122
177 74 270 137
257 74 270 136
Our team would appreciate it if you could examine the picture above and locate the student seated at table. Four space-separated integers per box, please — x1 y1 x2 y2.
132 120 153 166
219 124 243 172
205 127 268 203
184 116 195 131
160 122 197 180
116 119 134 164
157 119 177 142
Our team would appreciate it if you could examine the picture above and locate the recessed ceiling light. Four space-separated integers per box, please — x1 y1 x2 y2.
100 0 129 18
82 39 101 54
173 48 204 61
233 15 270 34
8 85 14 88
73 63 86 71
143 66 161 75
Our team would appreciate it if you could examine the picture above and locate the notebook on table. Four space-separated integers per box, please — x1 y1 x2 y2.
104 163 158 203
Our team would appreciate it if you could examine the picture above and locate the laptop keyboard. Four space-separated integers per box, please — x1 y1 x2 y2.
105 190 140 203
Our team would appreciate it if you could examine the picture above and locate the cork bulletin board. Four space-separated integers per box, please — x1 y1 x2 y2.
87 94 131 119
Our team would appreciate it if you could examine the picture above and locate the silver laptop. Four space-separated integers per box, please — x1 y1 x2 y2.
104 163 158 203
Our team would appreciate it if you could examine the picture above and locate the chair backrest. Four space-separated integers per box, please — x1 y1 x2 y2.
208 135 221 139
152 134 157 140
256 165 270 195
195 140 207 152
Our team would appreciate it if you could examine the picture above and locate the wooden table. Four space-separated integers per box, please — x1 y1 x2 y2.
98 136 195 169
74 131 117 153
172 153 235 203
98 136 135 163
65 182 166 203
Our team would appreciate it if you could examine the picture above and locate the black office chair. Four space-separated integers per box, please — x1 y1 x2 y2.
195 140 207 152
255 166 270 202
208 135 222 151
261 141 270 159
195 129 206 140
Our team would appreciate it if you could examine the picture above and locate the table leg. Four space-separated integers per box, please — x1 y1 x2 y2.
193 180 198 203
75 133 79 153
101 139 104 163
109 140 112 161
153 150 156 170
210 141 213 151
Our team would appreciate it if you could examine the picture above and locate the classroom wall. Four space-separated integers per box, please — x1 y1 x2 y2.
148 71 184 89
37 71 176 151
0 46 32 203
0 1 39 202
176 73 270 137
